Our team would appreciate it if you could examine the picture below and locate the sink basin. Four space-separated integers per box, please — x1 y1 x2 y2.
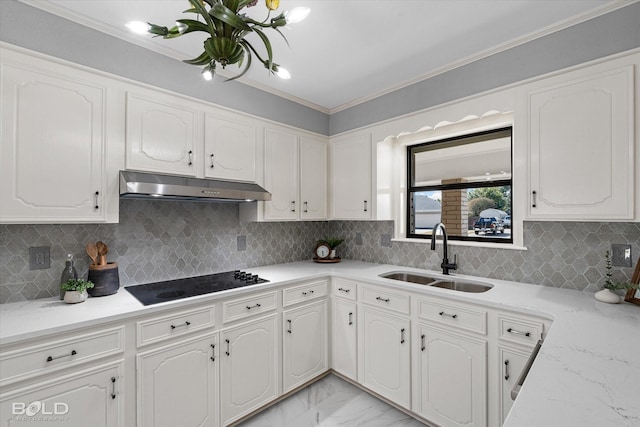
379 271 493 293
430 280 493 293
379 272 438 285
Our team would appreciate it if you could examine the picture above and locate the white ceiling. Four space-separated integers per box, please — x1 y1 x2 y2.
23 0 623 113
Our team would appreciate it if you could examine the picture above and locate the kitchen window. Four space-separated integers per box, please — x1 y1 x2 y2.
406 127 513 243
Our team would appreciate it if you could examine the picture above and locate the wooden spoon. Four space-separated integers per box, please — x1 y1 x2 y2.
96 241 107 266
86 242 98 265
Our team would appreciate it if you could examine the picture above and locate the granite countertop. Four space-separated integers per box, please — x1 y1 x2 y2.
1 260 639 427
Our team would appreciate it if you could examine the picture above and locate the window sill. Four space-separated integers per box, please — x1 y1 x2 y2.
392 237 527 251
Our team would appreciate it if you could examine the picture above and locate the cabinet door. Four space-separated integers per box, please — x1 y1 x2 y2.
126 92 199 176
0 362 122 426
299 137 328 220
204 113 256 182
220 314 278 425
416 324 487 427
263 127 299 220
498 345 530 425
331 134 372 219
137 334 218 427
332 299 357 381
359 307 410 408
0 64 108 223
283 300 328 392
526 64 634 220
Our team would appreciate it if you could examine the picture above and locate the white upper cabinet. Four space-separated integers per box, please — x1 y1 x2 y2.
264 127 299 220
520 59 636 221
299 136 328 220
126 91 200 176
204 112 257 182
0 48 122 223
331 134 373 219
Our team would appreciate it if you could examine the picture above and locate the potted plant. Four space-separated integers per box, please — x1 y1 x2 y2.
595 251 639 304
323 237 345 259
61 279 94 304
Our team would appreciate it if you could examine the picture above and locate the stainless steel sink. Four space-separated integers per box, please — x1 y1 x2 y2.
379 271 493 293
430 280 493 293
379 272 438 285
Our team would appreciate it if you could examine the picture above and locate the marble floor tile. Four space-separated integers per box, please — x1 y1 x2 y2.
236 374 427 427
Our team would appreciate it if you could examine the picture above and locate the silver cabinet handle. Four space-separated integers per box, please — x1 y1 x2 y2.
376 296 390 303
532 190 537 208
111 377 117 400
504 359 510 380
303 201 308 213
291 201 296 212
94 191 100 210
439 311 457 319
507 328 531 337
170 321 191 329
421 334 425 351
246 303 261 310
188 150 193 166
338 287 350 293
46 350 76 362
348 312 353 325
302 290 315 296
364 200 368 212
287 319 292 334
225 339 230 356
210 344 215 362
400 328 405 344
210 153 215 168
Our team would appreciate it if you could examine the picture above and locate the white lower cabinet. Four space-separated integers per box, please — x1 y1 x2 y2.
0 362 123 426
497 345 530 425
415 324 487 427
283 300 328 393
332 298 357 381
220 314 279 426
137 333 218 427
359 306 411 408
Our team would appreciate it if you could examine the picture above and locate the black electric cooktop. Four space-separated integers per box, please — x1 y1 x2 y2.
125 270 269 306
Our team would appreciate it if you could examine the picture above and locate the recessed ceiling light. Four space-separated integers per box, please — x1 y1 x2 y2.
125 21 150 35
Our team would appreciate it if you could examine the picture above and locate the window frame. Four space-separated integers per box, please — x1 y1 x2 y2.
405 126 513 244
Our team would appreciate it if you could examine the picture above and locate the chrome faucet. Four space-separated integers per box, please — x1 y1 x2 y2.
430 222 458 275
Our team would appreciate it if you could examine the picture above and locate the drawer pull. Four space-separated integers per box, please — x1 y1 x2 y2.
170 321 191 329
225 339 230 356
400 328 405 344
46 350 77 362
287 319 292 334
532 190 537 208
439 311 457 319
188 150 193 166
504 360 510 380
210 153 215 168
338 287 351 293
303 201 308 213
302 290 315 296
94 191 100 210
421 334 425 351
507 328 531 337
291 200 296 212
246 303 262 310
210 344 216 362
376 296 390 303
348 312 353 326
111 377 117 400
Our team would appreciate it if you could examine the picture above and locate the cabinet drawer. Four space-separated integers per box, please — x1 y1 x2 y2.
361 285 410 315
137 306 215 347
222 290 277 324
333 278 357 300
417 298 487 335
498 314 545 347
283 280 328 307
0 326 124 386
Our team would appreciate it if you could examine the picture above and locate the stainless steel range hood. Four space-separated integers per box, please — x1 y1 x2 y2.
119 171 271 202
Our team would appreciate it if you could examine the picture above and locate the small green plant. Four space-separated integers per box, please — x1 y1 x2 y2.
61 278 95 292
602 251 639 291
320 237 345 249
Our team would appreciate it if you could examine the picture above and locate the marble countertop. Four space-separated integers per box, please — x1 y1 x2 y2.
1 260 639 427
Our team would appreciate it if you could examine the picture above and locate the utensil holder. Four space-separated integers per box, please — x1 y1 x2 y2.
87 262 120 297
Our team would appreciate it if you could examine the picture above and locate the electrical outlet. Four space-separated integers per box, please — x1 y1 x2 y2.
29 246 50 270
236 235 247 252
380 234 392 247
611 244 632 267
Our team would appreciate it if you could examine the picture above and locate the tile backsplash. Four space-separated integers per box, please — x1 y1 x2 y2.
1 200 638 303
